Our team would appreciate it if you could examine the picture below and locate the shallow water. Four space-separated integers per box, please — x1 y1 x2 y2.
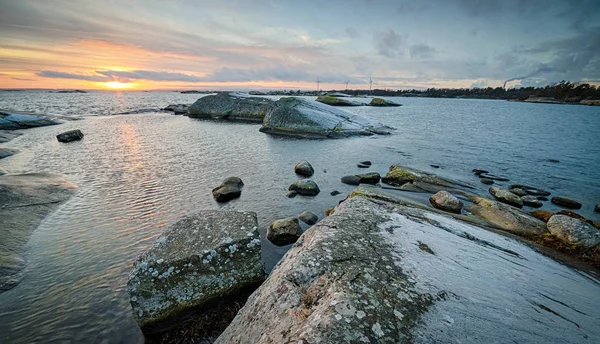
0 91 599 343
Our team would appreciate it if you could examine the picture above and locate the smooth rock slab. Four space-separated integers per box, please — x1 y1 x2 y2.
551 196 582 210
187 93 272 122
127 211 264 332
547 215 600 248
521 195 543 208
489 186 523 208
216 190 600 344
468 196 547 237
0 110 61 130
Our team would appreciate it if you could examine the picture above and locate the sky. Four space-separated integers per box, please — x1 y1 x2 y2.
1 0 599 90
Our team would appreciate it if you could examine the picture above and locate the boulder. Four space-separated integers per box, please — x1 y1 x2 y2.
547 215 600 249
368 97 401 107
127 211 264 332
288 179 320 196
355 172 381 185
551 196 582 210
467 196 547 237
330 190 341 196
0 174 77 292
259 97 392 138
521 195 543 208
0 147 18 159
341 175 361 185
56 129 84 143
298 211 318 225
480 178 494 185
212 177 244 202
595 204 600 212
315 95 362 106
217 190 600 344
294 160 314 177
429 190 463 213
489 187 523 208
530 210 554 223
267 217 302 246
0 110 61 130
509 188 527 197
381 166 416 186
187 93 272 122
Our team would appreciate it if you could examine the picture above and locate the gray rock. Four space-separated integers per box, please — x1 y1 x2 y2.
127 211 264 332
551 196 582 210
286 190 298 198
479 173 509 181
489 186 523 208
0 110 61 130
429 190 463 213
217 189 600 344
187 93 272 122
0 147 18 159
212 177 244 202
259 97 392 138
0 174 77 292
341 175 361 185
298 211 318 225
547 215 600 248
509 184 551 197
355 172 381 184
368 97 401 107
467 196 547 236
330 190 341 196
294 160 314 177
289 179 320 196
316 95 362 107
267 217 302 246
509 188 527 197
521 195 543 208
480 178 494 185
56 129 84 143
163 104 189 114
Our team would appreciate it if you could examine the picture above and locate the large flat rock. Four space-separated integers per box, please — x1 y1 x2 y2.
217 189 600 343
187 93 272 122
0 110 61 130
127 210 265 333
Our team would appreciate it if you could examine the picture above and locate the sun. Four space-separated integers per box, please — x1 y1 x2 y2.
105 81 132 89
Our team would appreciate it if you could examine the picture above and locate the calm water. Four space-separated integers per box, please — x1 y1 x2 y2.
0 91 599 343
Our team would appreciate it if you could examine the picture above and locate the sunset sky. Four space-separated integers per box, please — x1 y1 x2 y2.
1 0 599 90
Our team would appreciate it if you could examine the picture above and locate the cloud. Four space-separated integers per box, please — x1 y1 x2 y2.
374 29 405 57
345 27 360 39
409 44 435 59
36 71 109 82
37 70 203 82
201 66 362 84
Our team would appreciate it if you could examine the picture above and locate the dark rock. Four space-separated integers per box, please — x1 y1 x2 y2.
315 95 362 106
298 211 318 225
548 159 560 163
357 164 370 168
288 179 320 196
430 165 440 168
547 215 600 248
127 211 264 332
56 129 84 143
480 178 494 185
489 187 523 208
294 160 314 177
509 188 527 197
521 196 543 208
359 161 372 166
537 196 549 201
472 169 489 175
341 175 361 185
330 190 341 196
286 191 298 198
355 172 381 185
509 184 551 197
259 97 392 138
368 97 401 107
212 177 244 202
188 93 272 122
267 217 302 246
551 197 582 210
0 130 22 143
382 165 416 186
530 210 554 223
479 173 509 181
595 204 600 212
0 148 18 159
429 191 463 213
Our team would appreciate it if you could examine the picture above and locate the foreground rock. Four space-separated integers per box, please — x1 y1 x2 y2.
127 211 264 333
0 110 61 130
56 129 84 143
368 97 401 107
315 95 362 106
530 210 554 223
429 190 463 213
355 172 381 184
547 215 600 249
260 97 392 138
298 211 318 225
217 190 600 343
267 217 302 246
288 179 320 196
551 196 582 209
294 160 314 177
187 93 272 122
489 186 523 208
0 147 18 159
212 177 244 202
0 174 77 292
467 196 547 237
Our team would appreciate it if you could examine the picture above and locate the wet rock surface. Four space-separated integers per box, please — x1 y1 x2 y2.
56 129 84 143
480 178 494 185
298 211 318 225
467 196 547 237
551 196 582 210
521 195 543 208
187 93 272 122
0 110 61 130
547 215 600 249
489 186 523 208
289 179 320 196
267 217 302 246
294 160 314 177
355 172 381 184
341 175 361 185
429 190 463 213
217 190 600 344
212 177 244 203
315 95 362 107
509 188 527 197
127 211 264 333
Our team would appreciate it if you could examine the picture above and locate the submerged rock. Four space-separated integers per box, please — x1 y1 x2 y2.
489 186 523 208
355 172 381 184
480 178 494 185
127 211 264 333
217 189 600 343
341 175 361 185
212 177 244 202
468 196 547 237
0 174 77 292
315 95 362 106
479 173 509 181
551 196 582 210
368 97 401 107
259 97 392 138
429 190 463 213
509 188 527 197
472 169 489 175
521 195 543 208
267 217 302 246
509 184 551 197
294 160 314 177
595 204 600 212
382 165 416 186
163 104 189 114
187 93 272 122
359 161 372 166
289 179 320 196
357 163 370 168
298 211 318 225
547 215 600 249
0 147 18 159
530 210 554 223
330 190 341 196
56 129 84 143
0 110 61 130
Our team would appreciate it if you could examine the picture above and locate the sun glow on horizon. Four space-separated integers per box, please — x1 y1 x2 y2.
104 81 133 89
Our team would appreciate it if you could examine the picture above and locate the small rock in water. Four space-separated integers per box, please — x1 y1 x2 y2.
472 169 489 175
480 178 494 185
294 160 314 177
430 165 440 169
547 215 600 249
489 186 523 208
355 172 381 185
521 195 543 208
288 179 320 196
547 159 560 163
537 196 549 201
298 211 318 225
530 210 554 223
212 177 244 202
330 190 341 196
594 204 600 212
267 217 302 246
286 190 298 198
551 196 582 210
56 129 84 143
479 173 509 182
341 175 361 186
510 188 527 197
429 191 463 214
357 164 370 168
382 165 417 186
359 161 372 166
509 184 551 197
